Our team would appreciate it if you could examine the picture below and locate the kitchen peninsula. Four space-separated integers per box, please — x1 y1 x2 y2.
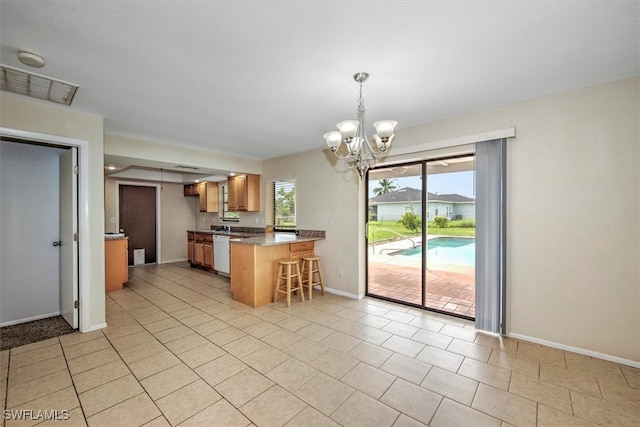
230 230 325 308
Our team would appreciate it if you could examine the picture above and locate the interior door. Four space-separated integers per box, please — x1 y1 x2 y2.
59 147 79 328
119 185 157 265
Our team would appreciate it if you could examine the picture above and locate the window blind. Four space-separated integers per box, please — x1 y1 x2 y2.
474 138 507 334
266 179 296 230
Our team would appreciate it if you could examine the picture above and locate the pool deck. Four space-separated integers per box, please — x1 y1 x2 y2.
368 236 475 318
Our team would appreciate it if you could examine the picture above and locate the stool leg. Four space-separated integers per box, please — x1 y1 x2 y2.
296 263 305 302
316 260 326 295
300 258 307 285
286 264 292 307
273 263 283 303
302 259 313 300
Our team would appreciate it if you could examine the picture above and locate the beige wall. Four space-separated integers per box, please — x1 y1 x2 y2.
262 149 364 297
3 75 636 362
105 133 263 176
264 77 640 363
397 77 639 362
0 93 106 332
104 133 265 230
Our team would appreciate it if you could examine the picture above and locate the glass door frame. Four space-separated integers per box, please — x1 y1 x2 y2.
365 154 476 321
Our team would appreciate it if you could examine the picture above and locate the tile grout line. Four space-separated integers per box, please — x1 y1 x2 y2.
76 313 168 425
106 274 271 426
125 268 405 426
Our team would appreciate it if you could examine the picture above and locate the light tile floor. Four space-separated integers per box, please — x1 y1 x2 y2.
2 262 639 426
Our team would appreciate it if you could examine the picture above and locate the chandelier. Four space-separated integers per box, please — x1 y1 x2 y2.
324 72 397 180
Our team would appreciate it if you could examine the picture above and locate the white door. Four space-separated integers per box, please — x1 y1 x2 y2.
59 147 78 328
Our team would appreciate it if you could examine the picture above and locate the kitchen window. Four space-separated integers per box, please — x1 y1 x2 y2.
221 184 240 221
266 179 296 231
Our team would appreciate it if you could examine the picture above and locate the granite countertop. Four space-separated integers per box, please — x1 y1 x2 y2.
230 233 323 247
187 230 264 238
189 228 325 246
104 233 128 241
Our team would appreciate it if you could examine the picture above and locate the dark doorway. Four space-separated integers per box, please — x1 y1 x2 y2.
119 185 157 265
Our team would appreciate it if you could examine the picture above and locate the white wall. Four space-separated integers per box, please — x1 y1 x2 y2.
393 77 639 363
0 93 106 332
453 203 474 220
375 203 423 222
4 76 636 362
265 77 639 363
263 148 364 298
104 133 265 230
0 141 64 324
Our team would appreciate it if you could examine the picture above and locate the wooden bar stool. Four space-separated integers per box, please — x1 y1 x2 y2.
301 256 325 300
273 259 305 307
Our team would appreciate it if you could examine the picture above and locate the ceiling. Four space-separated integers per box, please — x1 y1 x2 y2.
1 1 638 177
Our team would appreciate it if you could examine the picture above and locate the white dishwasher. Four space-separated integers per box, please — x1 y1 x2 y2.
213 235 230 275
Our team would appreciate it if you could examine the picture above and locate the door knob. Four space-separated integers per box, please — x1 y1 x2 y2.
53 241 62 247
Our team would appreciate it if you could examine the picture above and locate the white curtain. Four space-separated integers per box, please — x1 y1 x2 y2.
474 139 506 333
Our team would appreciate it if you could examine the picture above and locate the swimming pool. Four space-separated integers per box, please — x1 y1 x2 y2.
397 237 475 266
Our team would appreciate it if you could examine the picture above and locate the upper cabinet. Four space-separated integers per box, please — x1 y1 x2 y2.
184 182 219 212
183 183 199 196
228 174 260 212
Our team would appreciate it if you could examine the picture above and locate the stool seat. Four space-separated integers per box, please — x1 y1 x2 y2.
301 256 325 300
273 259 305 307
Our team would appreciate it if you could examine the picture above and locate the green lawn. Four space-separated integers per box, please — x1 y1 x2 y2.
368 220 475 243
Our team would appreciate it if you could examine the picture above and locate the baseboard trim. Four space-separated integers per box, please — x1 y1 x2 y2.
0 311 61 327
324 287 361 300
159 258 187 264
84 322 107 333
507 332 640 368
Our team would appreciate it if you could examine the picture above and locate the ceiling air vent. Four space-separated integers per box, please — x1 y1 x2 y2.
175 165 199 170
0 64 79 106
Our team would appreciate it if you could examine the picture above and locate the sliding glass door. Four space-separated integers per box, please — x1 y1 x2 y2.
367 156 476 319
367 163 424 305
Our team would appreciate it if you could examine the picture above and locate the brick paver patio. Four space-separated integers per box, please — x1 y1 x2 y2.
368 263 475 318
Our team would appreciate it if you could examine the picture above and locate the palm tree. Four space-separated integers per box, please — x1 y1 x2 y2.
373 178 398 196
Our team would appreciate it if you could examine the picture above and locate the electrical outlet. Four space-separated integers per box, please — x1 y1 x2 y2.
110 217 115 224
202 216 206 222
338 268 343 277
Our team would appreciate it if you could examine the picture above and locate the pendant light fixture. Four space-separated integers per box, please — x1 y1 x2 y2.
324 72 397 180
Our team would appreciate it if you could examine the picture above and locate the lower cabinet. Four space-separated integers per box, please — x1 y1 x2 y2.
230 240 315 308
187 232 194 263
289 241 314 264
105 238 128 292
188 232 214 271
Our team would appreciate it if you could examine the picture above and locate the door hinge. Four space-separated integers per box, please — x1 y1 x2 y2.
74 300 79 309
73 233 79 241
73 165 79 174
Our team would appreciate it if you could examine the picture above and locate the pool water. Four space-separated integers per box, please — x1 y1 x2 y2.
398 237 475 266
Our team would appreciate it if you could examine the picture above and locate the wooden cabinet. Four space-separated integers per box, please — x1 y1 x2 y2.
198 182 219 213
187 232 194 263
289 241 314 264
230 240 315 307
184 182 219 212
105 238 128 292
183 183 199 196
228 174 260 212
188 232 214 271
203 240 214 269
